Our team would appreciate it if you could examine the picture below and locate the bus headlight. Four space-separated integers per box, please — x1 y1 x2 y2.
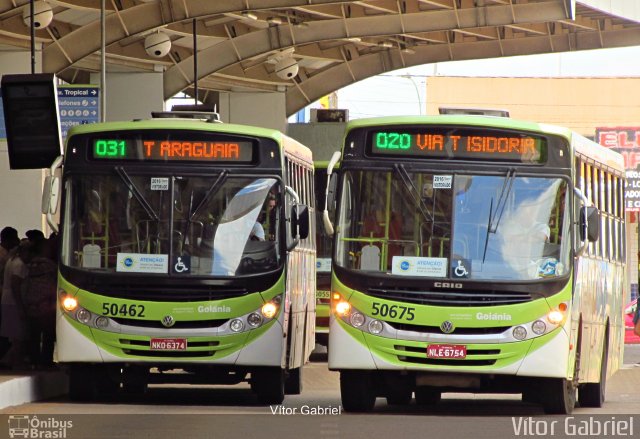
512 326 527 340
247 312 262 328
547 302 567 325
95 316 109 329
230 319 244 332
261 302 278 319
335 301 351 316
62 296 78 312
350 312 365 327
531 320 546 335
368 320 383 334
76 308 91 324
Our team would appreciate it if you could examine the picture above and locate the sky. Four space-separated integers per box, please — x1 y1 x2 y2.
330 45 640 120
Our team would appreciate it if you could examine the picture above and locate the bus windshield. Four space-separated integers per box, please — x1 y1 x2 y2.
335 169 570 281
61 172 281 277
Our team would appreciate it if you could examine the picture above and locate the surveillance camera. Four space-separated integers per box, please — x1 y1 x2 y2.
144 32 172 58
275 57 299 80
22 1 53 29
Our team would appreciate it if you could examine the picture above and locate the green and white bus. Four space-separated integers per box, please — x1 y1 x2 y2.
49 114 316 404
323 115 626 414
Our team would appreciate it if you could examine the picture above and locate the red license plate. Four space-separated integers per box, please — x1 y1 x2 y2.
150 338 187 351
426 344 466 359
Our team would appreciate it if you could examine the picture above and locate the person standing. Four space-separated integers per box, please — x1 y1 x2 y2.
22 238 57 368
0 227 20 288
0 239 30 369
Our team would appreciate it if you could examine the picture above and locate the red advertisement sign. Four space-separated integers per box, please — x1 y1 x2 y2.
595 127 640 212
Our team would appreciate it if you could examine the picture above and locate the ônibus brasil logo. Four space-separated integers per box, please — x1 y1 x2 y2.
8 415 73 438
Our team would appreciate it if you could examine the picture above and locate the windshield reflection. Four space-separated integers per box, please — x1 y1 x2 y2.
61 174 282 277
335 169 570 281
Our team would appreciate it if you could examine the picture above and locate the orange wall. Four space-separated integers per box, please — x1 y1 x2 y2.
426 77 640 137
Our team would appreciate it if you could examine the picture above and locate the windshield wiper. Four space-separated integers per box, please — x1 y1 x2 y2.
393 164 434 224
189 170 228 222
115 166 159 221
482 169 516 263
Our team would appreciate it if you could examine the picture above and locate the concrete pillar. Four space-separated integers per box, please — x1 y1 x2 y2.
90 72 164 122
0 50 46 235
219 92 287 132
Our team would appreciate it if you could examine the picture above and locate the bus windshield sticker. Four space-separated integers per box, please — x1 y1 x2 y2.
433 175 452 189
316 258 332 272
116 253 169 274
451 259 471 278
392 256 447 277
150 177 169 191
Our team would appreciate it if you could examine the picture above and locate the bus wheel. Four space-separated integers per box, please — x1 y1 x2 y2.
340 371 376 412
68 364 98 402
579 334 608 407
539 377 576 414
122 366 148 394
253 367 285 405
386 388 412 406
285 367 303 395
415 387 441 405
95 365 120 399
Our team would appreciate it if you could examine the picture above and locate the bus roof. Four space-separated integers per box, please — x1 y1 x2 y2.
66 118 289 145
343 115 625 173
343 115 572 137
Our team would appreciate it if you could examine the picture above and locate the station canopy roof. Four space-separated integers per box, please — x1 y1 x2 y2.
1 0 639 116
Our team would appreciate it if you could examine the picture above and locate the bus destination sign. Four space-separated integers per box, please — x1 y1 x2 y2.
92 138 254 162
369 128 546 163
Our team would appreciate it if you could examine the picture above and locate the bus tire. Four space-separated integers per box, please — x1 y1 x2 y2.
253 367 285 405
386 388 412 406
285 366 303 395
68 364 98 402
415 387 441 405
122 365 148 395
579 331 608 408
539 377 576 414
340 370 376 412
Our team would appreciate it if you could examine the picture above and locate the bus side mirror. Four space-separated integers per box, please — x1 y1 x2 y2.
287 204 309 251
42 155 63 234
323 151 341 236
580 206 600 242
41 175 60 215
293 205 310 240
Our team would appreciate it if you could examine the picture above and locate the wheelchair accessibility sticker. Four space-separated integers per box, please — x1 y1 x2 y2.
173 255 191 273
452 259 471 278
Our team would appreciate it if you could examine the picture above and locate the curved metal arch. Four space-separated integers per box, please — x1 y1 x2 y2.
163 1 572 100
284 22 640 115
41 0 340 74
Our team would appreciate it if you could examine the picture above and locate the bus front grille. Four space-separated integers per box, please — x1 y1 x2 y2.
89 285 250 302
398 357 497 366
395 345 500 367
111 317 229 329
120 339 219 358
388 322 509 335
367 288 532 306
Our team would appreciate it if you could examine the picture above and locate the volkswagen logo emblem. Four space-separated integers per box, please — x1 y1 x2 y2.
161 315 175 328
440 320 455 334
